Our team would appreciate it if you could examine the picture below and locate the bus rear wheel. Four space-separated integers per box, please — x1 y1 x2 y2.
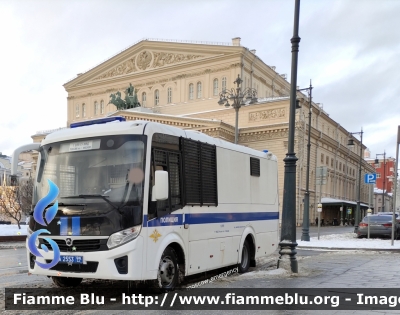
52 276 83 287
238 240 251 273
154 247 179 292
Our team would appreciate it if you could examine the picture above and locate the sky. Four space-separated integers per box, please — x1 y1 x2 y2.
0 0 399 162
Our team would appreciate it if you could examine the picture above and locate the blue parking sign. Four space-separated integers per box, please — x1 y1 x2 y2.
364 173 377 184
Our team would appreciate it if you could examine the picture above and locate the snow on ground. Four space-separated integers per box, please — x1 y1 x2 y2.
0 224 28 236
297 232 400 249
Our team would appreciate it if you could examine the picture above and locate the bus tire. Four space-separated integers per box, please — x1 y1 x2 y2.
52 276 83 287
154 247 179 292
238 240 251 273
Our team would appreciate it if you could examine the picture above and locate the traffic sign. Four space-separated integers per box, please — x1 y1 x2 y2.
364 173 377 184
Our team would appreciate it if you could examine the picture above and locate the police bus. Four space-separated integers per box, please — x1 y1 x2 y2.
12 117 279 290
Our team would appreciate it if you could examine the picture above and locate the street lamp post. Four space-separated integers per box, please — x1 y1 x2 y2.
374 152 386 212
392 126 400 246
277 0 301 274
298 81 313 241
347 129 363 233
218 75 258 144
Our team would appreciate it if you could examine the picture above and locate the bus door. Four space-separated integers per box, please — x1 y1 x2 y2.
146 148 188 272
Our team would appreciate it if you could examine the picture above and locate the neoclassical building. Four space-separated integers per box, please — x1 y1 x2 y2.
32 37 375 225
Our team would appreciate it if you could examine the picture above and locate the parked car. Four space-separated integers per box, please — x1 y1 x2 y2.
358 215 400 239
376 212 399 218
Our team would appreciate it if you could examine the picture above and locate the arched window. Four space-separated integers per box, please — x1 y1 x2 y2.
189 83 194 100
82 103 86 117
167 87 172 103
75 104 80 117
100 100 104 114
222 77 227 91
94 101 99 115
213 78 219 96
154 89 159 106
142 92 147 107
197 82 202 99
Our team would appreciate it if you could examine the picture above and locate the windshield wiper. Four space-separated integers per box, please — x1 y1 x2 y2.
61 194 120 212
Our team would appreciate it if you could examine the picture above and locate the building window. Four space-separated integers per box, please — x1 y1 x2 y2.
326 156 329 165
82 103 86 117
189 83 194 100
142 92 147 107
154 89 159 106
339 162 342 171
213 78 219 96
377 173 381 178
197 82 202 99
222 77 227 91
100 100 104 114
75 104 80 117
321 153 324 163
331 159 333 167
167 87 172 104
94 101 99 115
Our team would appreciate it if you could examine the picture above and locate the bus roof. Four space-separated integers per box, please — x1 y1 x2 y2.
41 120 276 160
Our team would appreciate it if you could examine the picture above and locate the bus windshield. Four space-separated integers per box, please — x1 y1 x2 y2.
34 135 146 210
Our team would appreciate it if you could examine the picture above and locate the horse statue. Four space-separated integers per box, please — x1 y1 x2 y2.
108 92 126 110
124 84 141 109
108 83 141 110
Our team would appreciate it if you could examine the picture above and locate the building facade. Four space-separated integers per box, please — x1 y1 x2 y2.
366 157 396 194
32 38 375 225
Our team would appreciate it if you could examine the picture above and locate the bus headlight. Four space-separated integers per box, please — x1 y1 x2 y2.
107 225 142 249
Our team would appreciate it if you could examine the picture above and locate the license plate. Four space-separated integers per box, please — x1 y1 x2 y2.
60 255 83 264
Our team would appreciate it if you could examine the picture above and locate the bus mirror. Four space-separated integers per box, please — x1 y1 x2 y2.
154 170 168 201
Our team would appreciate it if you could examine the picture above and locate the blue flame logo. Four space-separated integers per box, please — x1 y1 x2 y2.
27 179 61 269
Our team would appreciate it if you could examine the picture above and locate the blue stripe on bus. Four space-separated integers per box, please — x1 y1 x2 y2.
145 214 184 227
60 217 68 235
72 216 81 235
143 212 279 227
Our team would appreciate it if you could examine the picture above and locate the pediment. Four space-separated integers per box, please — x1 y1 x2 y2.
64 39 242 89
93 50 207 81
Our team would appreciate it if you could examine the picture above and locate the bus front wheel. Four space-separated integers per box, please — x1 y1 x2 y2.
238 240 251 273
52 276 83 287
155 247 179 292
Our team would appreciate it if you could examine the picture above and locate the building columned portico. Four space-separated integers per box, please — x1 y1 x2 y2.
31 38 375 224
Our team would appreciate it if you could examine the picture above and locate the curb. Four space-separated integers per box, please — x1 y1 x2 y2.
297 246 400 252
0 235 27 242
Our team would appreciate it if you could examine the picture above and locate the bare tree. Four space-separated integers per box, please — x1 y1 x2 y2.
0 186 22 229
19 178 34 217
0 178 33 229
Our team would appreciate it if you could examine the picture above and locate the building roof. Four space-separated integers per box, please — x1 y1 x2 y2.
321 197 370 208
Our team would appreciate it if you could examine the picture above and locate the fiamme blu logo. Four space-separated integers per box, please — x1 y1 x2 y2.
27 179 61 269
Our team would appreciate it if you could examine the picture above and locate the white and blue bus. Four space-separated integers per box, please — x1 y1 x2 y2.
12 117 279 290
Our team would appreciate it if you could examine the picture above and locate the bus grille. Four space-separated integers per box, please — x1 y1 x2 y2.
39 238 108 252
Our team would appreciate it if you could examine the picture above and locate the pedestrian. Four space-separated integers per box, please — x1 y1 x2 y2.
315 217 318 226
